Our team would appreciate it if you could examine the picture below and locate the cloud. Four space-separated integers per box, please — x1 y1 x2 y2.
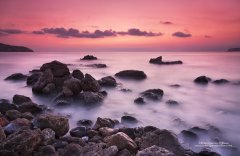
172 31 192 38
204 35 212 38
0 29 25 36
33 27 162 38
160 21 173 25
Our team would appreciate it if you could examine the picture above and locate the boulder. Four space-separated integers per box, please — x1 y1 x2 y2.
0 126 6 142
77 119 93 128
41 128 56 145
141 89 164 100
4 118 31 135
99 127 119 137
27 72 42 86
86 63 107 68
58 143 82 156
93 117 116 130
5 110 22 120
12 94 32 105
81 74 101 92
81 55 97 60
98 76 117 87
0 99 17 114
106 132 138 153
34 145 57 156
1 129 43 155
115 70 147 80
189 127 208 135
117 149 133 156
72 69 84 80
166 100 179 106
0 114 9 127
179 130 199 142
197 151 221 156
78 91 105 104
33 114 69 137
137 145 176 156
21 112 34 120
213 79 229 84
149 56 182 65
40 60 70 77
135 129 185 155
17 102 43 114
121 115 138 124
59 136 85 146
42 83 56 94
32 69 54 93
63 78 82 95
5 73 27 81
194 76 211 84
70 126 88 138
134 97 145 104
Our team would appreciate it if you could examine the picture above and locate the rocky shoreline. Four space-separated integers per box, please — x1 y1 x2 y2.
1 55 238 156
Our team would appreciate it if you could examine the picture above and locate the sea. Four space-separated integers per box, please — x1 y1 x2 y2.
0 51 239 155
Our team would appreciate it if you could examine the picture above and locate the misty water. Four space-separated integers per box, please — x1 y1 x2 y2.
0 52 240 155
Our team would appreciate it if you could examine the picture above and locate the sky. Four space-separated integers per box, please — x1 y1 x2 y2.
0 0 240 52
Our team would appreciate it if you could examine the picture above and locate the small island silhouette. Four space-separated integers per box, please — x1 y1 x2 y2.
0 43 33 52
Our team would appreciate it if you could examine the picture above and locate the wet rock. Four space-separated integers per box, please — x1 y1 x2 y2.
0 99 18 114
42 83 56 94
63 77 82 95
197 150 221 156
1 129 43 155
40 60 70 77
5 73 27 81
70 126 87 138
166 100 179 105
5 110 22 120
137 145 176 156
58 143 82 156
135 129 185 155
106 132 138 153
213 79 229 84
86 63 107 68
42 128 56 145
59 136 85 145
194 76 211 84
32 69 54 93
18 102 43 114
21 112 34 120
149 56 183 65
0 126 6 142
134 97 145 104
115 70 147 80
99 127 119 137
72 69 84 80
121 115 138 124
0 114 9 127
35 145 57 156
81 73 101 92
141 89 164 100
4 118 31 135
119 128 136 140
98 76 117 87
93 117 116 130
78 91 105 104
81 55 97 60
117 149 133 156
77 119 93 128
87 130 99 138
180 130 199 142
12 94 32 105
33 114 69 137
27 72 42 86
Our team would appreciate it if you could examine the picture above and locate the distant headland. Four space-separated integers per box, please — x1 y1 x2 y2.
227 48 240 52
0 43 33 52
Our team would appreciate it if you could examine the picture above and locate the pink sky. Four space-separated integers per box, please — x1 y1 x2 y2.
0 0 240 52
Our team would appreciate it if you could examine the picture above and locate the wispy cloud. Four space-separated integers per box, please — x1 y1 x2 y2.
172 31 192 38
0 29 25 36
160 21 174 25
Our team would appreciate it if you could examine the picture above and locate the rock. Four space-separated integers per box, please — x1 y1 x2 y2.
32 69 54 93
101 145 118 156
57 143 82 156
1 129 43 155
166 100 179 105
149 56 182 65
93 117 116 130
78 91 105 104
72 69 84 80
63 78 82 95
86 63 107 68
40 60 70 77
99 127 118 137
137 145 176 156
169 84 181 88
141 89 164 100
42 83 56 94
4 118 31 135
70 126 87 138
0 114 9 127
77 119 93 128
117 149 133 156
81 73 101 92
27 72 42 86
12 94 32 105
21 112 34 120
135 129 185 155
59 136 85 146
42 128 56 145
53 75 70 90
121 115 138 124
35 145 57 156
98 76 117 87
134 97 145 104
0 99 17 114
18 102 43 114
53 140 68 149
120 88 132 92
0 126 6 142
197 151 221 156
33 114 69 137
189 127 208 135
107 132 138 153
194 76 211 84
0 150 18 156
81 55 97 60
180 130 199 142
5 73 27 81
5 110 22 120
87 130 99 138
213 79 229 84
115 70 147 80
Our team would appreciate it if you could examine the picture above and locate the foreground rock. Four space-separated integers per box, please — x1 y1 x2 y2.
5 73 27 81
26 72 42 86
115 70 147 80
78 91 105 104
149 56 183 65
81 73 101 92
137 145 176 156
121 115 138 124
98 76 117 87
33 114 69 136
0 99 17 114
12 94 32 105
141 89 164 100
194 76 211 84
86 63 107 68
72 69 84 80
81 55 97 60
